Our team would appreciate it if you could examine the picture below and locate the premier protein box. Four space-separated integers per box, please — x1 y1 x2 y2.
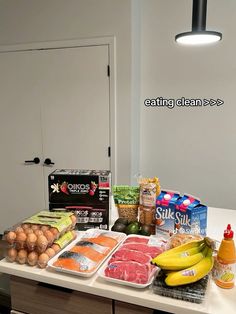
48 169 111 230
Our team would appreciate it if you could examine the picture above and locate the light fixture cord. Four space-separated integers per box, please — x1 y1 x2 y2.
192 0 207 31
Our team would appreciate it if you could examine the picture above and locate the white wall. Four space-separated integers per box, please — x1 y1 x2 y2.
0 0 132 184
140 0 236 209
0 0 235 209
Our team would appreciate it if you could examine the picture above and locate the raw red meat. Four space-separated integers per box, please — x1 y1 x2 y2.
105 261 150 284
122 243 163 258
108 248 154 271
123 237 149 244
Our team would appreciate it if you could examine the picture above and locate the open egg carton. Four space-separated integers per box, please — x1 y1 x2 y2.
3 210 77 268
152 270 209 304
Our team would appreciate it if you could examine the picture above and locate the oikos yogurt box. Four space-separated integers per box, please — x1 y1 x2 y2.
175 195 207 236
155 191 180 238
48 169 111 231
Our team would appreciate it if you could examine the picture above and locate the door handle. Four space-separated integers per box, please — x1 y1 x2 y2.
25 157 40 164
44 158 55 166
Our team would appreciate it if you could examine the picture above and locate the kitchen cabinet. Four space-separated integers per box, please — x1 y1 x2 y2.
0 44 111 233
10 276 113 314
115 301 153 314
10 276 155 314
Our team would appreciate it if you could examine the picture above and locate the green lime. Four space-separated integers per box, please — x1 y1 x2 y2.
125 222 140 235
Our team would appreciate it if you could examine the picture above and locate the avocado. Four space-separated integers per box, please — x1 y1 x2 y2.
111 222 126 233
139 224 152 236
114 218 129 226
125 222 140 235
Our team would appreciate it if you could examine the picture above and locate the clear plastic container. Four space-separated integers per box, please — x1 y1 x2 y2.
117 204 139 222
152 270 209 304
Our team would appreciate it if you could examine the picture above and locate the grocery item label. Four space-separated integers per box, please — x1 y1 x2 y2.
140 183 156 207
48 169 111 205
181 269 196 276
155 191 180 238
175 195 207 236
24 210 73 232
213 259 235 284
113 186 140 205
54 231 75 249
81 229 101 238
148 235 167 248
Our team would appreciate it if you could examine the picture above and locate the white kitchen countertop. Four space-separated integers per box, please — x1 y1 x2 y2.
0 207 236 314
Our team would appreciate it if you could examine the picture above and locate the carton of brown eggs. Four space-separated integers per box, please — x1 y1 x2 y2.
4 210 77 268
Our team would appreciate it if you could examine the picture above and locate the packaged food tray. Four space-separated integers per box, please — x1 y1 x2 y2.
98 235 163 288
47 229 126 277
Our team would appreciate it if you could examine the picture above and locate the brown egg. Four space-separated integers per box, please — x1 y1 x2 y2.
27 251 39 266
24 228 34 235
50 227 59 238
26 233 37 251
70 214 77 226
41 225 50 232
43 230 54 244
21 223 30 230
15 226 24 234
38 253 50 268
36 235 48 253
7 247 18 262
34 229 43 237
51 244 61 253
71 230 77 239
17 249 28 264
5 231 16 244
37 235 48 246
31 224 40 231
45 248 55 258
16 232 27 249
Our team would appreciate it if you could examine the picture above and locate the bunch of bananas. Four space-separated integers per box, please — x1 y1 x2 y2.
152 237 214 286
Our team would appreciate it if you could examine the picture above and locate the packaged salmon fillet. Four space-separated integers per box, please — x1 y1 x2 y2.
48 229 126 277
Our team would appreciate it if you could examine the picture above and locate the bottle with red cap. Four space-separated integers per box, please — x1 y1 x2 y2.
214 224 236 289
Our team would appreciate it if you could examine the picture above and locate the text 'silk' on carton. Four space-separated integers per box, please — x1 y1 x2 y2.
156 190 180 238
175 195 207 236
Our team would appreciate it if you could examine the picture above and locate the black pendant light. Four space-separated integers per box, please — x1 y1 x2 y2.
175 0 222 45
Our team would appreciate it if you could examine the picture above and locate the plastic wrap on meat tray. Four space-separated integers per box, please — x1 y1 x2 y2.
48 229 126 276
121 242 162 258
105 260 151 284
98 235 163 287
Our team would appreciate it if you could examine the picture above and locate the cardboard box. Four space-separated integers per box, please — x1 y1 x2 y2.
49 203 109 231
48 169 111 205
48 169 111 230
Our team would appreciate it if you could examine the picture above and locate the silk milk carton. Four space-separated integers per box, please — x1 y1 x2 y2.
175 195 207 236
155 190 180 238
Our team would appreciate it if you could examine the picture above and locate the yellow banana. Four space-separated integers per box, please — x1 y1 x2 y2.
152 238 204 264
152 245 207 270
155 242 205 261
153 238 204 259
165 247 214 286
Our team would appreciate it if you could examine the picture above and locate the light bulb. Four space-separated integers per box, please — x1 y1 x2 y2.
175 31 222 45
